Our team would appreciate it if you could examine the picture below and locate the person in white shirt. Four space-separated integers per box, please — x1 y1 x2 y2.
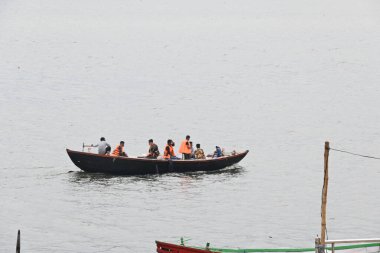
93 137 111 155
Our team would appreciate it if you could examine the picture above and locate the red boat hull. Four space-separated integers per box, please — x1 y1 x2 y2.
156 241 221 253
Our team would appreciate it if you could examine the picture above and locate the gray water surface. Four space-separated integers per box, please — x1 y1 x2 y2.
1 0 380 252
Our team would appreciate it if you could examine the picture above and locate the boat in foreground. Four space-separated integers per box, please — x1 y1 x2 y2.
156 240 380 253
156 241 220 253
66 149 248 175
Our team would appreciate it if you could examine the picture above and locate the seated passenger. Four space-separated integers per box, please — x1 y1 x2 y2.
194 144 206 159
189 141 195 158
111 141 128 157
147 139 160 159
213 146 223 158
163 139 178 159
163 146 171 159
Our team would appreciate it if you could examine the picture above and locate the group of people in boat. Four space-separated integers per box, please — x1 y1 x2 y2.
92 135 224 160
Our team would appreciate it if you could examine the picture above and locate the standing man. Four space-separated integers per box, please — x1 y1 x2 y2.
93 137 111 155
146 139 160 158
179 135 191 159
111 141 128 157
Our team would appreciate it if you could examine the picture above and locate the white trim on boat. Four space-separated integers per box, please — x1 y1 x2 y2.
325 238 380 244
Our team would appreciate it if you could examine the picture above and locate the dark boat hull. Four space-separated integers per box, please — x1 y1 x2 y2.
66 149 249 175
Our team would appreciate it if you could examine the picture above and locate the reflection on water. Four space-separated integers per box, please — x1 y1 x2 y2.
68 165 245 186
68 171 160 186
184 165 244 177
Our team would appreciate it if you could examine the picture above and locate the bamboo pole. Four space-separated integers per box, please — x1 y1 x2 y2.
321 141 330 245
16 230 20 253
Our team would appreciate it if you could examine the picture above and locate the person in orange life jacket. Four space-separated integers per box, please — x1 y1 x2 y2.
163 139 178 159
111 141 128 157
163 146 172 159
179 135 192 159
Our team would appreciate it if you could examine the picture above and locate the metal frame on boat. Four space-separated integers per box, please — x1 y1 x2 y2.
324 239 380 253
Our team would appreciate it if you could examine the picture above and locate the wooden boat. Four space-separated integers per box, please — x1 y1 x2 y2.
66 149 249 175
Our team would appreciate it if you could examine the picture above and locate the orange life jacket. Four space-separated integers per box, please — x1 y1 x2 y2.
112 145 124 156
179 140 191 154
163 145 175 159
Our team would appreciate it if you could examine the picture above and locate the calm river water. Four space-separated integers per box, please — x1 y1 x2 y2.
1 0 380 252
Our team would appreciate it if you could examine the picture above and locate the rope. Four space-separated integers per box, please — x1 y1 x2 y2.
330 148 380 160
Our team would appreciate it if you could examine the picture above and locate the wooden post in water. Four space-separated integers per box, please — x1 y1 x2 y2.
320 141 330 245
16 230 20 253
